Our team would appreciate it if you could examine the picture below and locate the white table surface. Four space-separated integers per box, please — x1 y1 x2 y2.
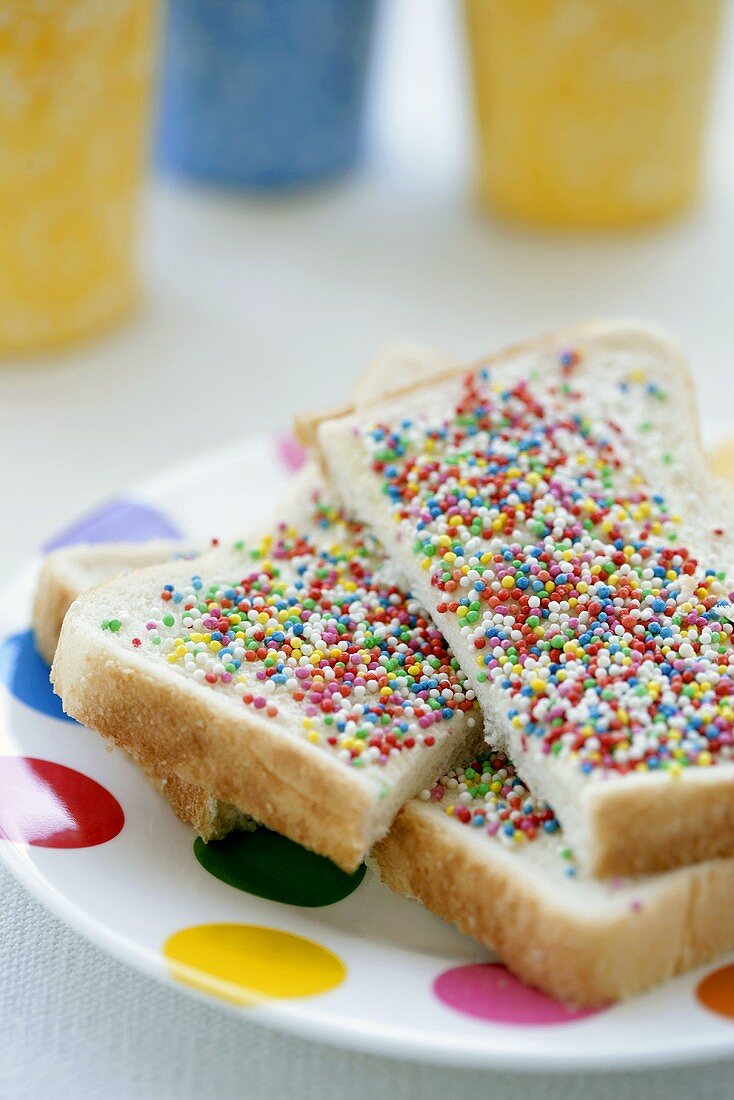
2 1 734 1096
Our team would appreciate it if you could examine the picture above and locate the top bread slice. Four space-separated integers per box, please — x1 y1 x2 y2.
316 320 734 878
52 465 480 870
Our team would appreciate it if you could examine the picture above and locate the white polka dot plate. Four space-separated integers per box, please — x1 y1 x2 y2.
2 435 734 1071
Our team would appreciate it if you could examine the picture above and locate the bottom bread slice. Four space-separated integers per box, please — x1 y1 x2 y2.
372 748 734 1006
135 757 254 840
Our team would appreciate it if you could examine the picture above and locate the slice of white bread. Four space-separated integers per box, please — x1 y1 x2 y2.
52 465 481 870
373 747 734 1006
316 321 734 878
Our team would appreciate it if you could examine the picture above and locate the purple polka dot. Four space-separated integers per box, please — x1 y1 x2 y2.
434 963 605 1026
43 499 181 552
276 434 307 474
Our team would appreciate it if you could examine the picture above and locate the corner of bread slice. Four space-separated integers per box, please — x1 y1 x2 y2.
52 561 478 871
490 730 734 878
33 553 87 667
32 540 191 665
373 799 734 1007
579 764 734 876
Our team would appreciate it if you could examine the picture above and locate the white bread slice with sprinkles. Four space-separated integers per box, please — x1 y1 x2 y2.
51 465 481 870
373 746 734 1006
315 320 734 878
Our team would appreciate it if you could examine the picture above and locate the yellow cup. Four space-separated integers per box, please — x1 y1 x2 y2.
464 0 724 229
0 0 157 353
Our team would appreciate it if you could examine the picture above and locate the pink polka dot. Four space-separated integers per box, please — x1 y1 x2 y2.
276 433 307 474
0 757 124 848
434 963 605 1026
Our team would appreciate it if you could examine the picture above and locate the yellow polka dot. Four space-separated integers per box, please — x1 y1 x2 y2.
163 924 346 1006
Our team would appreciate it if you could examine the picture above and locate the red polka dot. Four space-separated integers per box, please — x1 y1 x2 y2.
433 963 605 1026
0 757 124 848
697 963 734 1021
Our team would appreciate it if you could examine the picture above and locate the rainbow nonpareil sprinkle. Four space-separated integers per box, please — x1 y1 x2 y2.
365 350 734 776
420 749 558 843
99 493 477 768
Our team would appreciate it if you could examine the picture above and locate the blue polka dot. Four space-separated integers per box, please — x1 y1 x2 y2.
0 631 76 723
43 499 181 553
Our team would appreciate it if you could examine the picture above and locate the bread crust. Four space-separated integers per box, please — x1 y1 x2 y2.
32 558 77 666
374 801 734 1006
587 767 734 876
133 758 243 840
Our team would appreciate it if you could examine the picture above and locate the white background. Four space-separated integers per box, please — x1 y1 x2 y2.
1 1 734 1096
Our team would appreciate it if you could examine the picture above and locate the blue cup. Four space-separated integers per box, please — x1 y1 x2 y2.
156 0 376 190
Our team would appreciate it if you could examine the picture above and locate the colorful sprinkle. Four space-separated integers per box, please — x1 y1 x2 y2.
420 749 558 846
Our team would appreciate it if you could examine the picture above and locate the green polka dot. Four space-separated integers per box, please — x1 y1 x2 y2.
194 829 366 907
